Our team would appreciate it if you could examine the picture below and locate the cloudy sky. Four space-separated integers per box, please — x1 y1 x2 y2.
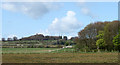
2 2 118 39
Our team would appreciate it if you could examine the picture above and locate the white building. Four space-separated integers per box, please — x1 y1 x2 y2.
62 46 73 48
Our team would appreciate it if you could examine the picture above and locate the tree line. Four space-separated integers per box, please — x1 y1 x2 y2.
75 20 120 52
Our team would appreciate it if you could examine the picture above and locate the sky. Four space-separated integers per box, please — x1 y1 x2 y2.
2 2 118 39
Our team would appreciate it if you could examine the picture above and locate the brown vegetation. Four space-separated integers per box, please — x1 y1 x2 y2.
2 52 118 63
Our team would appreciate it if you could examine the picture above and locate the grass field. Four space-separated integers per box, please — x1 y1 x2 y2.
2 48 119 63
2 52 118 63
2 48 59 53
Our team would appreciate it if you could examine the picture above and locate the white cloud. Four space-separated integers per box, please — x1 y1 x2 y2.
77 2 98 19
8 35 17 38
3 0 119 2
2 3 17 12
2 2 62 19
48 11 82 34
36 11 81 37
81 7 97 19
38 29 50 36
81 7 89 15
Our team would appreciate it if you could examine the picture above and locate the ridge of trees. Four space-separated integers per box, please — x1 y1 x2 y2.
2 34 73 41
75 20 120 52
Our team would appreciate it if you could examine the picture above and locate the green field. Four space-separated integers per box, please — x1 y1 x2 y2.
2 48 59 53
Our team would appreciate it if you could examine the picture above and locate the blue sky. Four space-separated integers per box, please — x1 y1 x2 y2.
2 2 118 39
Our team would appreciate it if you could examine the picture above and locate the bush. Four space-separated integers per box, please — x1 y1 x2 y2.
57 45 63 48
38 45 44 48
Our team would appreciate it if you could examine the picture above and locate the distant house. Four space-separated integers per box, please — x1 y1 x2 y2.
62 46 73 48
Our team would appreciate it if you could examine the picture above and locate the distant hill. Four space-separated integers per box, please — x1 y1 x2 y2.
20 34 64 41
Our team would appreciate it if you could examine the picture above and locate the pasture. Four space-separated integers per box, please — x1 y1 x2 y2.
2 48 119 63
2 52 118 63
2 48 59 53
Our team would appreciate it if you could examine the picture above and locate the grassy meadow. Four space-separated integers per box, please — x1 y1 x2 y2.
2 48 59 53
2 48 119 63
